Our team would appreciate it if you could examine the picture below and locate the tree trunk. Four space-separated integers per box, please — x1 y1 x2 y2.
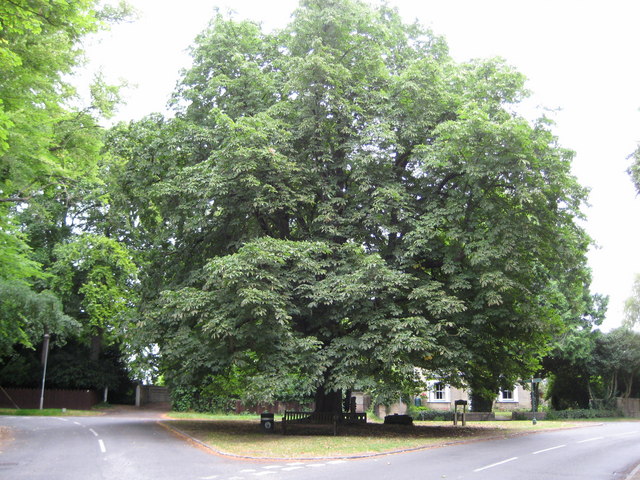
90 330 103 361
314 387 343 413
623 374 633 398
470 391 494 412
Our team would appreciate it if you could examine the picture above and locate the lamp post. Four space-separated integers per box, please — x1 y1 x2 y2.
39 333 50 410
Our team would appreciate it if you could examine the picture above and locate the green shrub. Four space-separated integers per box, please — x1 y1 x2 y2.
411 409 455 421
544 409 621 420
169 385 238 414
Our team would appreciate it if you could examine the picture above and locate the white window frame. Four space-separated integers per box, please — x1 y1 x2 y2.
425 380 450 403
497 387 519 403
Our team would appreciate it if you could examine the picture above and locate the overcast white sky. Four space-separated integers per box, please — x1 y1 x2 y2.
82 0 640 330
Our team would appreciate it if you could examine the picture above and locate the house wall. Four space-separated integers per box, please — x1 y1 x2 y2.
420 384 534 411
352 384 537 416
422 386 468 411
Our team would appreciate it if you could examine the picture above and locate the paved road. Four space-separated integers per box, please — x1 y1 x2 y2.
0 415 241 479
1 414 638 480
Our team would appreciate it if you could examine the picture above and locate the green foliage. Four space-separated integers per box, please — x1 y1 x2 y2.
106 0 594 408
49 234 138 341
0 341 136 397
0 0 141 401
0 0 104 201
543 409 621 420
545 326 640 408
169 369 313 413
411 409 455 422
0 280 77 356
0 0 130 357
0 216 44 282
590 328 640 400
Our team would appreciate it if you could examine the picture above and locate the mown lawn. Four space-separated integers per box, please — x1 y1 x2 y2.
163 417 585 459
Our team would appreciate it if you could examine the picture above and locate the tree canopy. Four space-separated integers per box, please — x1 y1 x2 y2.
105 0 595 411
0 0 138 400
0 0 106 349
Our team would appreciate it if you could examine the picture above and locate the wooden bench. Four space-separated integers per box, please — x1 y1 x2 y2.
281 411 367 435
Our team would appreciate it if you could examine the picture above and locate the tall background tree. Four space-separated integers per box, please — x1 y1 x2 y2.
0 0 139 401
103 0 597 413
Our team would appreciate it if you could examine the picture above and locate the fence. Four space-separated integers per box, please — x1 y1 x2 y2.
617 397 640 417
0 387 99 410
234 400 313 414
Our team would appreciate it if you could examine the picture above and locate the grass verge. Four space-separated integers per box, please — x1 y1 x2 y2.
163 418 584 459
0 408 101 417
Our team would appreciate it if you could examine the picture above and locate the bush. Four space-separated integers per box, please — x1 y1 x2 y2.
411 409 455 421
543 409 621 420
170 385 238 414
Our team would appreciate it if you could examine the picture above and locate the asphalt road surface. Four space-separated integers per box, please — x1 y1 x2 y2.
1 414 638 480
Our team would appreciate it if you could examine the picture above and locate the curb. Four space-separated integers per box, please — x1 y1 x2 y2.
626 463 640 480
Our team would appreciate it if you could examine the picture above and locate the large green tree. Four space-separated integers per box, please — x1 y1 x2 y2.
0 0 135 384
107 0 593 412
0 0 103 350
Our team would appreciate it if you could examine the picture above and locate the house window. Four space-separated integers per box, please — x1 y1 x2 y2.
425 380 450 402
498 387 518 402
434 382 446 400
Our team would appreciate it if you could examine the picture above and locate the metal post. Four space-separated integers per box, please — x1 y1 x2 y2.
39 334 50 410
531 377 542 425
531 378 536 424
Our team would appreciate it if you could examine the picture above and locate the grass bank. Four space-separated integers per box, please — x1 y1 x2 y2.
163 416 585 459
0 407 101 417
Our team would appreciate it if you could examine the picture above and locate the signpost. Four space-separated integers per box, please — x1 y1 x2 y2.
531 378 542 424
39 334 50 410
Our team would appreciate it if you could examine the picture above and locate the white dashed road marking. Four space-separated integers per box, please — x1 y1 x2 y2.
202 456 350 480
533 444 566 455
577 437 604 444
474 457 518 472
98 439 106 453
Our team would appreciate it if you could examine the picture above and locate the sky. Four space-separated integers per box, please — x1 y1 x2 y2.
81 0 640 330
